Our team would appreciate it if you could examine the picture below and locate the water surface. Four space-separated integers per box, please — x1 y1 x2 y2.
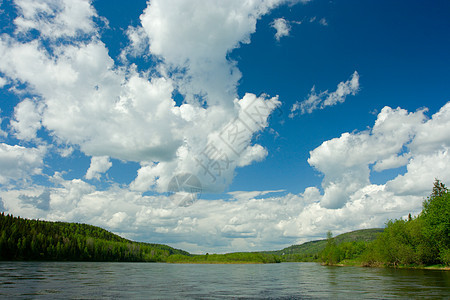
0 262 448 299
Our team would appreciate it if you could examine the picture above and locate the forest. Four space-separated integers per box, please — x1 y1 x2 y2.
0 213 282 263
320 179 449 268
0 214 189 262
266 228 383 262
166 252 281 264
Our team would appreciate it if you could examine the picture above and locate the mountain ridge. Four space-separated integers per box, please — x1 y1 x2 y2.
0 212 383 263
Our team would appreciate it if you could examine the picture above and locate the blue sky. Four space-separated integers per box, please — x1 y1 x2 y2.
0 0 449 253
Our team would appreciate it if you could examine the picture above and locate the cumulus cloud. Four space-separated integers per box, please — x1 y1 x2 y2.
13 0 98 38
10 98 43 141
1 102 449 253
236 144 268 167
271 18 291 41
309 103 450 209
271 14 328 42
130 93 280 193
228 189 285 201
140 0 285 106
85 156 112 180
0 178 425 253
290 71 359 117
0 36 182 161
119 25 149 61
385 150 450 196
0 0 284 194
0 77 7 88
2 0 449 254
0 109 8 138
0 143 45 186
19 190 51 211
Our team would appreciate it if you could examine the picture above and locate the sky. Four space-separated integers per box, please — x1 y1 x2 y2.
0 0 449 254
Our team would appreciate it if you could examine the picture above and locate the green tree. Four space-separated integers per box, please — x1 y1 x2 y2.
420 179 450 265
362 179 449 267
321 231 340 265
0 213 190 262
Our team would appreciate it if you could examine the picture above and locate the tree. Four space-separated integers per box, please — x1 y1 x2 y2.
321 231 340 265
0 214 189 262
362 179 450 267
421 179 450 265
429 179 448 199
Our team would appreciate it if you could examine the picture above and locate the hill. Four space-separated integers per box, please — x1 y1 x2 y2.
0 212 385 263
0 213 189 262
263 228 384 262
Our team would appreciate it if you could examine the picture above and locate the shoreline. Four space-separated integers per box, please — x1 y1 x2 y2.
2 259 449 269
322 262 450 271
167 261 266 264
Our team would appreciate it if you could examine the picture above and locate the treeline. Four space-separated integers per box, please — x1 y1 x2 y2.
320 179 450 267
0 214 189 262
319 232 369 265
166 252 281 264
269 228 383 263
0 214 283 264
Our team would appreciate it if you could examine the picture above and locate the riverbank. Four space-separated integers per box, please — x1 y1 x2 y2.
323 260 450 270
165 253 281 264
167 261 266 264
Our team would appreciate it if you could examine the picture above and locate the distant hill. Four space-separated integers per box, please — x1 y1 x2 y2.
165 228 385 264
0 213 189 262
0 212 385 263
264 228 384 261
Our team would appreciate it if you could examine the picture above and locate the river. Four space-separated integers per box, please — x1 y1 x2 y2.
0 261 448 299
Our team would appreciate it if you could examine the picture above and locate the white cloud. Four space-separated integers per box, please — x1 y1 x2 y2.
0 0 284 195
120 25 149 61
107 211 128 229
13 0 98 39
0 143 45 186
290 71 359 117
373 153 410 172
140 0 285 106
130 93 281 193
2 99 449 253
56 145 74 158
237 144 268 167
0 109 7 138
2 0 449 254
0 77 7 88
85 156 112 180
385 150 450 196
0 37 183 161
309 103 450 209
409 102 450 154
271 18 291 41
10 98 43 141
0 178 425 253
228 189 285 201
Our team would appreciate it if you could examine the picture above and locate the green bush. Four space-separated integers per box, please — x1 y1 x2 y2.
360 179 449 267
